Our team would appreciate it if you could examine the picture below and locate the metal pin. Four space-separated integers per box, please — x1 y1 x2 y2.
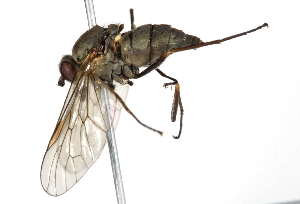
83 1 126 203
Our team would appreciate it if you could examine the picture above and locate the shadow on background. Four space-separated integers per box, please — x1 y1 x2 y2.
272 200 300 204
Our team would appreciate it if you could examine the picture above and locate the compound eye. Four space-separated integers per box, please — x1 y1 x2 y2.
60 61 76 82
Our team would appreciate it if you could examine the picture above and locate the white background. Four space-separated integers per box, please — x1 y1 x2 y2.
0 0 299 203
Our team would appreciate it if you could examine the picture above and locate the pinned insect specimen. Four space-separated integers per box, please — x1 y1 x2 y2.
41 9 268 196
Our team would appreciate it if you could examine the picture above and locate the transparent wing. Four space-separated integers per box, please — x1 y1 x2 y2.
40 62 128 196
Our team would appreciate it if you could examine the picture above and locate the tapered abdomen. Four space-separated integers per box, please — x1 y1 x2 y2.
120 24 202 67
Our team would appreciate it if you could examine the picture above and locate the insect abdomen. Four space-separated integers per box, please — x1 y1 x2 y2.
120 24 202 67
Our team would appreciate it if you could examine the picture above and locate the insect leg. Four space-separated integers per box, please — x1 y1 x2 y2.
132 23 268 137
155 68 178 87
134 23 268 79
95 78 163 136
169 23 268 53
134 51 172 79
130 9 136 30
156 69 183 139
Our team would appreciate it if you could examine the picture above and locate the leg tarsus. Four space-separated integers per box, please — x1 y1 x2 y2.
156 69 184 139
173 92 183 139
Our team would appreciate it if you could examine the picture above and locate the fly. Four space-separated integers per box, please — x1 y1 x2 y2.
41 9 268 196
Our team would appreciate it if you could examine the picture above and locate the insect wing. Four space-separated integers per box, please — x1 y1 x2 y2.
40 61 128 196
